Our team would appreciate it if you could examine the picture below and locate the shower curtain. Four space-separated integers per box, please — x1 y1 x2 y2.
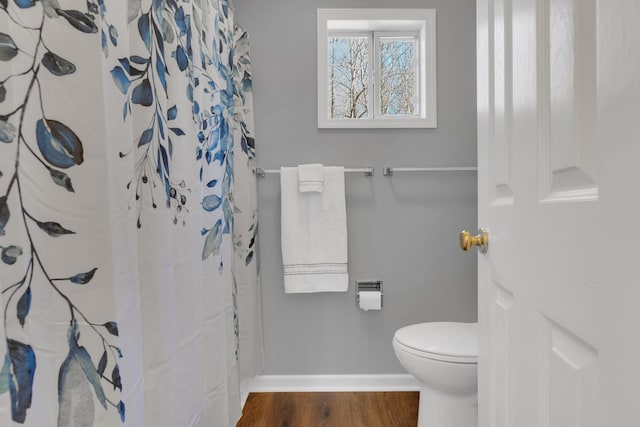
0 0 263 425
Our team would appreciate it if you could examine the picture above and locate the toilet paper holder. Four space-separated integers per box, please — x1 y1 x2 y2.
356 281 383 308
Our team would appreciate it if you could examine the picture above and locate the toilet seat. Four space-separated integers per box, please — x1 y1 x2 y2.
393 322 478 364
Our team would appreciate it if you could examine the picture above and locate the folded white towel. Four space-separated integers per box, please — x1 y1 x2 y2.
298 163 324 193
280 166 348 293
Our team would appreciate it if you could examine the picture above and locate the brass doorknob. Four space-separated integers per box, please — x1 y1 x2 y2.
460 228 489 253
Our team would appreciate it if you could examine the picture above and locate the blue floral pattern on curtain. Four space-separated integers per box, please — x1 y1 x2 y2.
0 0 261 425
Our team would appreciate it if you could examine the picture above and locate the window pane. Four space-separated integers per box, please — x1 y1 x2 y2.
328 36 369 119
379 37 417 116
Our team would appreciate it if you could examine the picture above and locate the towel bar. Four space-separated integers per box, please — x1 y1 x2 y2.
257 167 374 178
383 166 477 176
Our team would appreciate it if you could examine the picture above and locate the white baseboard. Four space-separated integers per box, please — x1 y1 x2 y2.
241 374 419 406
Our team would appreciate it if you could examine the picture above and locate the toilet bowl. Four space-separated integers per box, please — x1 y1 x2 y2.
392 322 478 427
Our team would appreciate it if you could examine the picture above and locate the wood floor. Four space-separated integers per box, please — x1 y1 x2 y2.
236 392 419 427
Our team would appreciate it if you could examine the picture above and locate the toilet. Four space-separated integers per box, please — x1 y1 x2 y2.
392 322 478 427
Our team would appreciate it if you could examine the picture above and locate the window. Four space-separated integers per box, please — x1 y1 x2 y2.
317 9 437 129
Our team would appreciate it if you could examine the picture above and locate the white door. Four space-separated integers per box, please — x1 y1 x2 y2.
476 1 640 426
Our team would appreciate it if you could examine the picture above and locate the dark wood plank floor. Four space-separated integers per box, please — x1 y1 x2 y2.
236 392 419 427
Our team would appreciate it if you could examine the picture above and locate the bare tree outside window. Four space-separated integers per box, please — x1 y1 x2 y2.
327 35 417 120
379 37 417 116
328 37 369 119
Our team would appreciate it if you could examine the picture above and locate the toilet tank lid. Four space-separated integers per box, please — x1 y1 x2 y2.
394 322 478 358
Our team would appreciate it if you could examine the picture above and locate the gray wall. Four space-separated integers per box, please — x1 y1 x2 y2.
234 0 478 375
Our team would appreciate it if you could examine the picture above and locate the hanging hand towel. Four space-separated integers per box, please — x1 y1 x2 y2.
280 166 348 293
298 163 324 192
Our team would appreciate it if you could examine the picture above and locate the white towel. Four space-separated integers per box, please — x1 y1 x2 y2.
280 166 348 293
298 163 324 192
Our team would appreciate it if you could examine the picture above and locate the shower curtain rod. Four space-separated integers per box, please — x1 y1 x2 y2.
256 167 375 177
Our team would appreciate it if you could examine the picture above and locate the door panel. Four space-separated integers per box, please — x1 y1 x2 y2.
540 0 598 201
539 317 597 427
491 281 512 427
491 0 514 204
477 0 609 426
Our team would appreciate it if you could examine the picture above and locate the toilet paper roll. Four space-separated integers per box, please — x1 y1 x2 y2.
359 291 382 311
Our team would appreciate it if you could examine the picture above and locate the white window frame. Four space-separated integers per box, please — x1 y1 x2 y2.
317 8 437 129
